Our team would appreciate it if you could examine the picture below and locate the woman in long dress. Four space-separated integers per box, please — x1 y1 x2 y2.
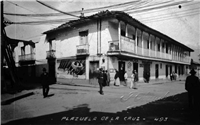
114 69 120 86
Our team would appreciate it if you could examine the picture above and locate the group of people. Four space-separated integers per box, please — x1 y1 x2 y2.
170 71 177 81
97 69 139 95
114 69 138 89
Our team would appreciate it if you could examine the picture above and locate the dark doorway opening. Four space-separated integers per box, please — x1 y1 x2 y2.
89 61 99 84
155 64 159 79
133 62 138 73
166 65 168 77
170 65 172 75
118 61 125 81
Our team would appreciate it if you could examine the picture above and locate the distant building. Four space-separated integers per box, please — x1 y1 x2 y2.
14 11 194 83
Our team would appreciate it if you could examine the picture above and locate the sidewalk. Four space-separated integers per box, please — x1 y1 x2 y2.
1 91 34 105
1 76 186 106
57 76 186 87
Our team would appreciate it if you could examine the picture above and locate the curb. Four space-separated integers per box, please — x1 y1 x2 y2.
1 92 34 105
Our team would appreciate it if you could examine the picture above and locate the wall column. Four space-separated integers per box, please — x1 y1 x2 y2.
155 37 157 57
142 31 144 55
135 28 138 54
125 23 128 37
118 20 121 51
148 34 151 57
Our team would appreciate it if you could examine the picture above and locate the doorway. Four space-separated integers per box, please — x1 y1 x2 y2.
155 64 159 79
89 61 99 84
166 65 168 77
133 62 138 73
118 61 125 81
170 65 172 75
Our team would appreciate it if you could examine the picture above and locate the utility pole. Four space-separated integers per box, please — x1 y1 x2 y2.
198 54 200 78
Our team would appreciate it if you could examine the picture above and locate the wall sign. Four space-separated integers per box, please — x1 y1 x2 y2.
127 61 132 71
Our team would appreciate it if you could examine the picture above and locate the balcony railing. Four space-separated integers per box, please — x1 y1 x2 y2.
19 53 35 61
76 44 89 55
46 50 56 59
108 36 191 63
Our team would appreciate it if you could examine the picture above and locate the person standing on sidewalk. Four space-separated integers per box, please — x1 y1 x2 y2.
185 69 200 110
40 68 50 98
103 70 107 87
114 69 120 86
106 70 110 86
97 68 104 95
133 70 138 89
130 71 135 89
124 71 128 86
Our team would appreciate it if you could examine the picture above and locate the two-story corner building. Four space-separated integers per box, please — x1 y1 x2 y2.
42 10 193 83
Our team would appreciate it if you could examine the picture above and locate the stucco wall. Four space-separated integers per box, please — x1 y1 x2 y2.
36 35 49 61
43 20 112 59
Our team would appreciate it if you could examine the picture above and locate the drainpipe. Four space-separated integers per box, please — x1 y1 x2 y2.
118 20 121 51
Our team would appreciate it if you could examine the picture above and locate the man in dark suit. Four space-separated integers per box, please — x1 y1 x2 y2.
185 69 200 109
97 68 104 95
41 68 49 98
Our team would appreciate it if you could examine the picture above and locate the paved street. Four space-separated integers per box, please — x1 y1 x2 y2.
1 80 200 125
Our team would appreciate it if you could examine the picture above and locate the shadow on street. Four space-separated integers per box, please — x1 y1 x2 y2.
3 92 200 125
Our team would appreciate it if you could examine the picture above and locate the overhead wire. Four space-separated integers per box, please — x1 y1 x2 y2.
5 0 198 25
123 0 152 11
126 1 200 15
4 0 142 17
36 0 80 18
141 11 200 23
137 7 200 22
4 0 57 27
125 0 191 14
7 18 76 25
4 0 199 32
123 0 169 11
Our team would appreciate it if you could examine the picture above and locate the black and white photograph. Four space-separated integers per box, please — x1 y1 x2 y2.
1 0 200 124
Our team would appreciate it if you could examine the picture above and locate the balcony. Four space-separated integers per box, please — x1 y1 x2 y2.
108 36 190 63
46 50 56 59
76 44 89 55
19 53 35 61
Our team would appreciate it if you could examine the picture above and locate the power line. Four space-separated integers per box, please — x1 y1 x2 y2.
5 18 75 25
5 0 36 14
141 11 200 23
36 0 80 18
124 0 171 11
128 1 200 13
6 2 199 25
4 0 199 26
4 0 142 17
126 0 191 15
136 7 200 22
5 0 57 27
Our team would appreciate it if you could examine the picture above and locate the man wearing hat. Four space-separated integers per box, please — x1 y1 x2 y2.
185 69 200 109
97 68 104 95
41 68 50 98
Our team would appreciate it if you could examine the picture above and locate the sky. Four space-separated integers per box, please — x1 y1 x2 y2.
3 0 200 62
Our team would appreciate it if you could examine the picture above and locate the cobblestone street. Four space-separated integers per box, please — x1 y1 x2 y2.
2 79 199 125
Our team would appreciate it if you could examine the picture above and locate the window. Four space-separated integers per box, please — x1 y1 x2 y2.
132 34 135 40
147 40 149 49
79 30 88 45
21 46 25 55
166 43 168 53
121 30 125 36
157 44 160 51
162 43 165 52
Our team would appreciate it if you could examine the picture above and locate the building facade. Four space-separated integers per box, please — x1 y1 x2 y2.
25 11 194 83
